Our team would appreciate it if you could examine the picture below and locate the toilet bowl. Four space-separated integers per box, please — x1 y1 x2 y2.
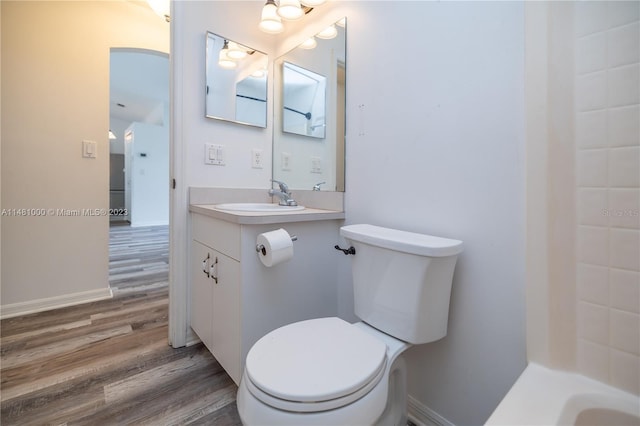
237 224 463 425
237 317 410 426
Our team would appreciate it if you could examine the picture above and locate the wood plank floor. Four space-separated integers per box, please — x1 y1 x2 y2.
1 224 243 425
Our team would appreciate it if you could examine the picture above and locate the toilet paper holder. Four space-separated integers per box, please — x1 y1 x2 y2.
256 235 297 255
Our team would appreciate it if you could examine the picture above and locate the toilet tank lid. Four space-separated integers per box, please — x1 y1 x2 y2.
340 224 463 257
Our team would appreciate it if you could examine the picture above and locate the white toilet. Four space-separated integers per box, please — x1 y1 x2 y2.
237 224 463 426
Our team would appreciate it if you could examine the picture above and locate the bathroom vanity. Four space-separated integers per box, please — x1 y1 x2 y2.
189 203 344 384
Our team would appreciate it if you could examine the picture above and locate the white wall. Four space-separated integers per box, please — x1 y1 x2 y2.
1 1 168 313
338 3 526 424
174 1 275 190
126 123 169 227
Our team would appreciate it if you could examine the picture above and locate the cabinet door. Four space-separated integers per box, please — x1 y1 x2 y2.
190 240 214 352
210 252 241 385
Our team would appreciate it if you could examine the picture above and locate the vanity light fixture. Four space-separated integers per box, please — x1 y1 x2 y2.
277 0 304 20
259 0 326 34
218 40 237 69
299 37 317 49
259 0 284 34
316 23 337 39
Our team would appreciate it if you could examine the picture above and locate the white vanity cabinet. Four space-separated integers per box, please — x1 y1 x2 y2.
189 207 344 386
191 215 242 384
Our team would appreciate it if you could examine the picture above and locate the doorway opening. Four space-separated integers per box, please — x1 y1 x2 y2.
109 48 170 293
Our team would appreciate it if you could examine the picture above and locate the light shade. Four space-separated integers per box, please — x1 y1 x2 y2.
227 42 247 60
277 0 304 20
218 41 237 69
109 130 116 140
316 24 337 39
259 0 284 34
300 0 326 6
299 37 317 49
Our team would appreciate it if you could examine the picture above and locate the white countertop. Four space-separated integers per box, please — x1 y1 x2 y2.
189 204 345 225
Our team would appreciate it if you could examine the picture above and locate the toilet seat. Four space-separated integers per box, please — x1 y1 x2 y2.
245 317 388 413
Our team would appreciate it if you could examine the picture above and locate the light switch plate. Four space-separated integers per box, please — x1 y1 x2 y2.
82 140 97 159
205 143 225 165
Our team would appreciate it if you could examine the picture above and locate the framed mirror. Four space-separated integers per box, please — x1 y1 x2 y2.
283 62 326 139
273 18 346 191
205 32 268 128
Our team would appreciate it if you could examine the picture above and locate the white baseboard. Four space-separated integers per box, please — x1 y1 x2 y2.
130 221 169 228
0 287 113 319
408 395 455 426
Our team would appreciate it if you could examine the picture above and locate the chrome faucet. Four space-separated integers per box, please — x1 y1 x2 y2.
269 179 298 206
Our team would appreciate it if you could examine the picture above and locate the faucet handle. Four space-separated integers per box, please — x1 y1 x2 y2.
271 179 289 193
313 181 326 191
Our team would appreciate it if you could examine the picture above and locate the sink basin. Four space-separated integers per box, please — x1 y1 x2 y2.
214 203 305 212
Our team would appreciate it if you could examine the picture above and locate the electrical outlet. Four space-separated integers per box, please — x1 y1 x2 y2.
281 152 292 171
251 149 263 169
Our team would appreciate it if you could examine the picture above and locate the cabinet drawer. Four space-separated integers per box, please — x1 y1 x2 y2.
192 213 240 260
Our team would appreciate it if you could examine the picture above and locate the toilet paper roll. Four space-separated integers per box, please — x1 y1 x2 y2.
256 228 294 267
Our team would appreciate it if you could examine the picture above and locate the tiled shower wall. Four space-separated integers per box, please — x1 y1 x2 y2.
575 1 640 395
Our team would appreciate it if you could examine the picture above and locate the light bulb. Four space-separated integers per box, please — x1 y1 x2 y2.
300 0 326 6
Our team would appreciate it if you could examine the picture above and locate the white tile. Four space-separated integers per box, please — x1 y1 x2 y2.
579 301 610 345
575 1 609 37
578 338 610 383
577 72 607 111
610 309 640 355
608 1 640 29
578 226 609 266
609 147 640 188
608 23 640 68
577 149 608 187
608 64 640 108
610 268 640 313
609 189 640 229
578 263 609 305
577 32 607 74
608 106 640 148
610 350 640 395
610 228 640 271
579 188 609 226
577 110 608 149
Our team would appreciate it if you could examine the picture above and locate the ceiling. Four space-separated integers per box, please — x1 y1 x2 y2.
109 49 169 154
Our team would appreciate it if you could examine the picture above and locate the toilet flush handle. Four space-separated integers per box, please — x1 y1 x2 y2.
334 245 356 255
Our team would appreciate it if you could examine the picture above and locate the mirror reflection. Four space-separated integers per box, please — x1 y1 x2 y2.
205 32 268 128
283 62 326 139
273 18 346 191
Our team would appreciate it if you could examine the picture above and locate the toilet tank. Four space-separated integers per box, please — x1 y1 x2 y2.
340 224 463 344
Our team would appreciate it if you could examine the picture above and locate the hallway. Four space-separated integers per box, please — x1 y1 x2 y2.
0 225 242 425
